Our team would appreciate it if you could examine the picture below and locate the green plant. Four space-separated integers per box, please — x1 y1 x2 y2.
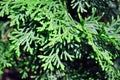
0 0 120 80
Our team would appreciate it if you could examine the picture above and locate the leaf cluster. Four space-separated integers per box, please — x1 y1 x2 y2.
0 0 120 80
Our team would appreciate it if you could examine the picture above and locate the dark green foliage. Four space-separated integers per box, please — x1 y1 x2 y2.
0 0 120 80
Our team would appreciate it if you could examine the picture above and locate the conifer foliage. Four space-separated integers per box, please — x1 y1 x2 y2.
0 0 120 80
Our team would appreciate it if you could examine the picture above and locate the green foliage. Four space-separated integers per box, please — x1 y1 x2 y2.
0 0 120 80
0 21 12 74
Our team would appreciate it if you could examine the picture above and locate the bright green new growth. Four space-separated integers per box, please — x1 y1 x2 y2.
0 0 120 80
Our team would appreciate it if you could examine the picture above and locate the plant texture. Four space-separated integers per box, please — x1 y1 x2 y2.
0 0 120 80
